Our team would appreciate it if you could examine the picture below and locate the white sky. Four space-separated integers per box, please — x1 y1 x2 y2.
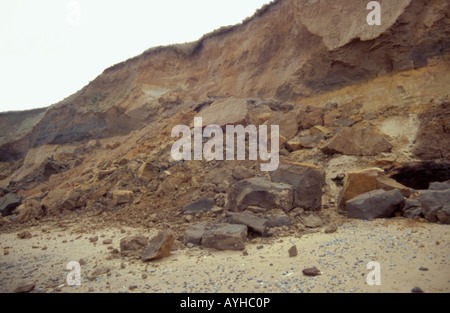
0 0 272 113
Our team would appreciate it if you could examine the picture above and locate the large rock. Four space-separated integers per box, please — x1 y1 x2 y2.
402 199 423 219
197 97 248 127
225 211 268 235
267 210 291 228
338 168 411 210
227 177 293 212
201 223 247 251
321 128 392 156
183 222 210 246
270 162 325 211
141 231 175 261
417 189 450 224
183 198 216 215
0 193 22 217
345 189 404 220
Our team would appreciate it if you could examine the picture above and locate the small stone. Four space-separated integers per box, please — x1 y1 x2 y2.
129 285 138 290
79 258 87 266
89 236 98 243
302 267 321 276
14 283 35 293
288 246 298 257
142 274 148 279
88 287 95 292
418 267 429 271
17 231 32 239
411 287 424 293
103 239 113 245
302 215 323 228
324 224 338 234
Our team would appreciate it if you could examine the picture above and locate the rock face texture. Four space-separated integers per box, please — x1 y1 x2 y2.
0 0 449 236
0 0 449 163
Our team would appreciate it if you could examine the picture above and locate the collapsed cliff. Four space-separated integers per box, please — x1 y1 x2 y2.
0 0 449 233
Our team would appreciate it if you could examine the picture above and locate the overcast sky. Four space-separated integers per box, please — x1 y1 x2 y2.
0 0 272 113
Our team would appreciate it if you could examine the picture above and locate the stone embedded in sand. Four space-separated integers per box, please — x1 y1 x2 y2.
113 190 134 205
345 189 404 220
324 223 338 234
141 231 175 261
17 231 32 239
201 223 247 251
288 245 298 257
225 211 268 235
120 236 148 255
14 283 35 293
402 199 423 219
303 267 321 276
270 162 325 211
227 177 293 212
321 127 392 156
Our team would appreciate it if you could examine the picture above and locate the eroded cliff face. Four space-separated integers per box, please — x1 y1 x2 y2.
1 0 449 162
0 0 449 229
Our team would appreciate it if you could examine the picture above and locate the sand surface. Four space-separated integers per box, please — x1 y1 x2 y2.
1 217 449 293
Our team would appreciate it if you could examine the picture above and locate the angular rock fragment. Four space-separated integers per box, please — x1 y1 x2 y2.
120 236 148 256
270 162 325 211
345 189 404 220
113 190 134 205
141 231 175 261
417 189 450 224
201 223 247 251
338 168 411 210
321 127 392 156
225 211 268 235
183 198 216 215
227 177 293 212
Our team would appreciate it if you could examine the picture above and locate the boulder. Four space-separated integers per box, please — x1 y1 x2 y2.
138 162 158 183
321 127 392 156
227 177 293 212
197 97 248 127
0 193 22 217
338 168 411 210
345 189 404 220
183 222 210 246
402 199 423 219
141 231 175 261
270 162 325 211
429 180 450 191
201 223 247 251
183 198 216 215
120 236 148 256
113 190 134 205
225 211 268 235
267 112 299 140
17 199 45 223
417 189 450 224
267 210 291 228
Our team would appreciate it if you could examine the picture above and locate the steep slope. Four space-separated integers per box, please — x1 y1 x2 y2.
1 0 449 162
